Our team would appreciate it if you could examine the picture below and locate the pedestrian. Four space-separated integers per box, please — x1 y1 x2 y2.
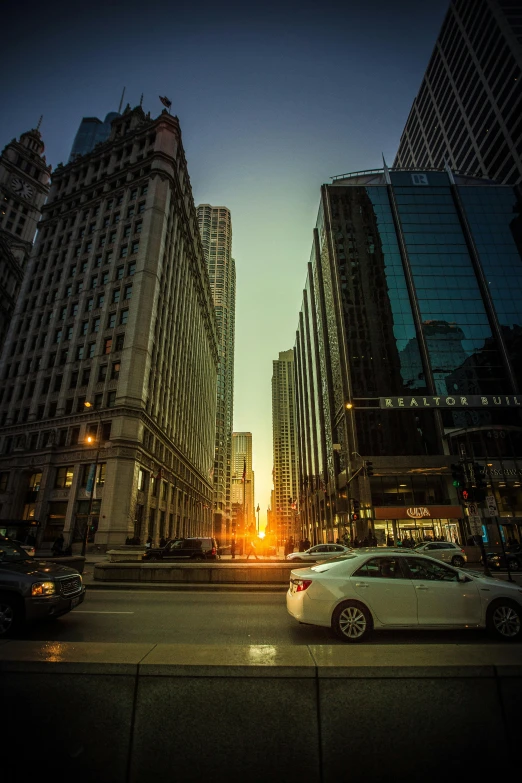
386 535 393 547
304 538 311 550
299 539 305 552
145 535 152 549
362 536 369 546
246 540 259 561
159 536 167 548
52 533 64 556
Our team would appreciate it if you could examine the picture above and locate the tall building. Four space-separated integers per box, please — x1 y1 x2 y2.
0 105 218 549
394 0 522 185
0 126 51 349
231 432 255 532
69 112 121 162
197 205 236 543
295 166 522 547
272 350 299 544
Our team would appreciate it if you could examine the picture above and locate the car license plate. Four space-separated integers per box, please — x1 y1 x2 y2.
71 596 81 608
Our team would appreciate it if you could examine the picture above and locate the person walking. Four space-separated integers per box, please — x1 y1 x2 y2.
246 540 259 561
159 536 167 548
303 537 311 550
145 535 153 549
52 533 64 556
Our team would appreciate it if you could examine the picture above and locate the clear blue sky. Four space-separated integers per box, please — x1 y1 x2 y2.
2 0 449 527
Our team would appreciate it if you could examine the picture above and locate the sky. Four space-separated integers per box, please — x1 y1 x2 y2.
2 0 449 527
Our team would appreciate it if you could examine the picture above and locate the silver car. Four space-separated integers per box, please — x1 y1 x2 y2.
414 541 467 567
286 543 352 563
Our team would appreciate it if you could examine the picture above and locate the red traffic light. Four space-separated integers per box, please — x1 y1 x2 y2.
462 489 469 501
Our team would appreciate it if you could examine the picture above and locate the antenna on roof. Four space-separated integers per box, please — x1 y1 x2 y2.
382 153 391 184
36 115 43 131
118 87 126 114
139 93 144 107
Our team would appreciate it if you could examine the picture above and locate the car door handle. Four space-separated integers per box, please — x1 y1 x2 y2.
355 582 369 588
415 585 428 590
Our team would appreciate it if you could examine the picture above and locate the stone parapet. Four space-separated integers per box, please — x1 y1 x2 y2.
0 641 519 782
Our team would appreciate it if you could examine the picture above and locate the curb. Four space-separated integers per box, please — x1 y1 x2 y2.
84 581 288 592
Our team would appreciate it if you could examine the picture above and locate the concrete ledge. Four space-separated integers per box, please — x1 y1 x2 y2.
1 641 519 782
94 561 302 584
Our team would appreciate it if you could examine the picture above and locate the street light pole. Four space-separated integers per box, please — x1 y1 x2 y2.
81 402 102 557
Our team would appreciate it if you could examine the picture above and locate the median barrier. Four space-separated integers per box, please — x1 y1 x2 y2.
94 561 298 584
0 641 518 782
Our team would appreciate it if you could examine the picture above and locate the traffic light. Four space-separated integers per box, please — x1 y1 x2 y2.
351 499 360 522
451 462 465 488
459 487 471 503
364 461 374 477
473 463 487 489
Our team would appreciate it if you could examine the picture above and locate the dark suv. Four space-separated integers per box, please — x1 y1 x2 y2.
0 537 86 637
143 537 218 562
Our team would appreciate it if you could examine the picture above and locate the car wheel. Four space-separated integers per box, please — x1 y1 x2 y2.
486 600 522 641
508 559 520 571
451 556 465 567
193 555 204 561
0 595 20 638
332 601 373 643
149 555 160 562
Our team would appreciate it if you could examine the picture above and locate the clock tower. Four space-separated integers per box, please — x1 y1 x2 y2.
0 125 51 350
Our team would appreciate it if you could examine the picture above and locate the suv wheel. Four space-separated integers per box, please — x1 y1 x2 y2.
487 600 522 641
451 556 465 567
193 555 204 561
0 595 19 638
508 559 520 571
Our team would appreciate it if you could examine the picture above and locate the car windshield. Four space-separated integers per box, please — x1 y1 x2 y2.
0 538 31 562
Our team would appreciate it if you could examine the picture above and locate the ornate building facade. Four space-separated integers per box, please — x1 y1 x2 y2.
0 106 218 549
197 205 236 543
0 126 51 351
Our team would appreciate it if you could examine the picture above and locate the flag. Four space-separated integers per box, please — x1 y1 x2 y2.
86 463 96 496
159 95 172 108
242 458 246 483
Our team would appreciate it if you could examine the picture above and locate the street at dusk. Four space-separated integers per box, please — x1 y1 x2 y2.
13 588 522 646
1 0 522 779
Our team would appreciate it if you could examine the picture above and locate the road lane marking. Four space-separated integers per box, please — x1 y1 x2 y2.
74 611 134 615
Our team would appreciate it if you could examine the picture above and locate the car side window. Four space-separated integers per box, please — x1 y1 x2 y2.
315 545 328 552
404 557 458 582
354 557 405 579
169 541 182 550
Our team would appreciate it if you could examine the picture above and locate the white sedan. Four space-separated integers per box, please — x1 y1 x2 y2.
286 544 352 563
286 548 522 642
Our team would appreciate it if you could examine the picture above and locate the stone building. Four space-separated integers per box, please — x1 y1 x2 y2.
0 125 51 352
272 350 299 545
0 106 218 549
197 205 236 543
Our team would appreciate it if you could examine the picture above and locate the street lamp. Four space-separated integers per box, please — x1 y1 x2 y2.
81 401 102 557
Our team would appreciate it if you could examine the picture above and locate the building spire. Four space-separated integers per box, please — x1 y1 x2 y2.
36 115 43 131
382 153 391 184
118 86 126 114
139 93 144 107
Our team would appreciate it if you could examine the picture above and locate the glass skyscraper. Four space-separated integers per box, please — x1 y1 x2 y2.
394 0 522 184
295 167 522 547
69 112 121 161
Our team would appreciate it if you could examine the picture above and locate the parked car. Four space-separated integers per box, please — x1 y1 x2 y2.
143 537 218 561
286 543 352 563
286 548 522 642
483 551 522 571
12 539 35 557
414 541 467 567
0 536 86 637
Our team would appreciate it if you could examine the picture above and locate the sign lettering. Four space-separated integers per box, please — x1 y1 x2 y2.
380 395 522 409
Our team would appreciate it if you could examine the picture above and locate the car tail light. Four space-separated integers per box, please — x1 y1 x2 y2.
292 579 313 592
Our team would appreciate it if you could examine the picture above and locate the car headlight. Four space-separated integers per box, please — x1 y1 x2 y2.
31 581 56 596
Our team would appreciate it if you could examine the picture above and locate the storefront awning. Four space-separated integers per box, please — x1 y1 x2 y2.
374 506 462 520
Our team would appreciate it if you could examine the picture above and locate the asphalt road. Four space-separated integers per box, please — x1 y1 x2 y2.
14 590 521 645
